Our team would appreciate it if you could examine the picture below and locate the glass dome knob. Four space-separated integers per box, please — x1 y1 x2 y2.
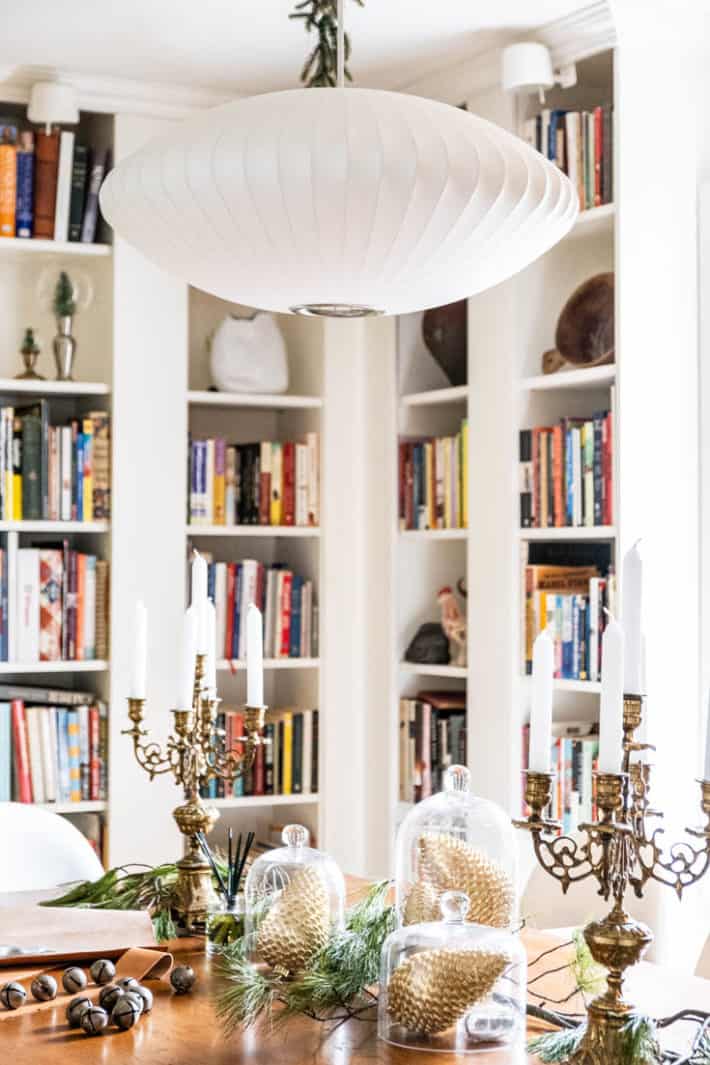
440 890 471 924
282 823 309 848
444 764 471 793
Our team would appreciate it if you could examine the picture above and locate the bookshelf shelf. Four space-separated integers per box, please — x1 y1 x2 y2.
519 365 616 393
399 528 468 541
36 800 108 814
210 793 320 810
519 526 616 542
0 660 108 675
0 520 110 533
400 385 469 408
188 390 322 410
399 662 468 679
0 379 111 397
217 657 319 672
563 202 615 241
522 675 602 694
0 238 112 258
187 524 320 539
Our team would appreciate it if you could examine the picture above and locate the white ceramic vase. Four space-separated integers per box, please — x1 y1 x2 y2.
210 312 288 394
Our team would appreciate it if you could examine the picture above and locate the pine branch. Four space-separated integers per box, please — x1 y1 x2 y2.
290 0 364 87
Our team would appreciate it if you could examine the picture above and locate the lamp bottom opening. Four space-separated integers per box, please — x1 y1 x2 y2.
290 303 384 318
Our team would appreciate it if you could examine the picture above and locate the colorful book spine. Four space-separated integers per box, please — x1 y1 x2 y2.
0 130 16 238
15 131 34 238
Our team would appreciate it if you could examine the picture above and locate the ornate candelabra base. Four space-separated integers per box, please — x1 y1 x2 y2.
173 796 220 932
569 904 658 1065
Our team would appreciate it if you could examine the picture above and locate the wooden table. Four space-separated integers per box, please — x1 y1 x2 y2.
1 887 709 1065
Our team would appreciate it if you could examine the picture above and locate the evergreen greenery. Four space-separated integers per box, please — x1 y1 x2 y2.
290 0 365 87
53 271 76 318
215 879 394 1032
528 1015 660 1064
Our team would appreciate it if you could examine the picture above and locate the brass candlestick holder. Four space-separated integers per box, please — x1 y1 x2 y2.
124 653 265 931
516 695 710 1064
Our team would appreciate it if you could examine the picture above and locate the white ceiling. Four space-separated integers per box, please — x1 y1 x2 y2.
0 0 595 95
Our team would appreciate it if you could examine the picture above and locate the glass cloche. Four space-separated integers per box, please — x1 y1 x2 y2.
378 890 526 1054
395 765 518 930
244 824 344 972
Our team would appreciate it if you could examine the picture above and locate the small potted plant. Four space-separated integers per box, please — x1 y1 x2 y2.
52 270 77 380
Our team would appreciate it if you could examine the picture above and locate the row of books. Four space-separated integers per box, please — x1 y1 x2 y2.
204 558 318 660
523 563 616 681
522 723 600 832
399 691 466 804
0 535 109 662
0 687 108 804
188 435 320 527
199 708 318 799
398 421 468 530
0 122 106 243
0 404 111 522
519 411 613 529
522 105 613 212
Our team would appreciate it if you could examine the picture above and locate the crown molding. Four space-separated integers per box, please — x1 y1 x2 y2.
398 2 617 105
0 65 234 120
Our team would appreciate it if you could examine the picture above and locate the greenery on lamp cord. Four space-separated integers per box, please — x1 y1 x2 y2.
53 271 76 318
528 1015 661 1064
290 0 364 87
215 879 394 1033
41 860 230 943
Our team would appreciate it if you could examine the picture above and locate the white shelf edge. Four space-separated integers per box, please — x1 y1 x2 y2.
519 526 616 542
400 385 469 408
399 528 468 541
521 675 601 694
562 203 615 241
188 390 322 410
0 660 108 674
0 520 110 533
187 525 320 538
209 793 320 809
0 379 111 397
520 364 616 393
0 237 112 257
399 662 468 679
30 800 108 813
217 658 319 672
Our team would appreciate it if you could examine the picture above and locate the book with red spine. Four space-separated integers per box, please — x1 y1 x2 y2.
11 700 32 802
531 428 540 527
89 704 100 800
552 424 564 527
282 442 295 526
225 563 236 659
67 549 77 660
255 562 265 615
253 735 265 795
279 571 293 657
594 106 603 208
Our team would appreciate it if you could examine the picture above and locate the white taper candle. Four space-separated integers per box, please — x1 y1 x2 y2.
177 609 196 711
529 628 554 773
599 617 625 773
246 603 264 708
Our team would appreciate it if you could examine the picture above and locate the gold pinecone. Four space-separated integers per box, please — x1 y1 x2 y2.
387 948 508 1034
255 866 330 972
404 833 514 928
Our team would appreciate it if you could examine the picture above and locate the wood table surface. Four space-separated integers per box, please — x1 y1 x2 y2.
1 885 709 1065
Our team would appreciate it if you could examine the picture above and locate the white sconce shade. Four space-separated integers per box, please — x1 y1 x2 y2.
100 87 577 317
27 81 79 128
501 43 555 95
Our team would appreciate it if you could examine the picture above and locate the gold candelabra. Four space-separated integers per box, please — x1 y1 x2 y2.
516 695 710 1064
124 653 265 931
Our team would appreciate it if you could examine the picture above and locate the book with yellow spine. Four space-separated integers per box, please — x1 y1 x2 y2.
282 710 293 795
270 442 283 525
67 709 82 802
461 418 468 528
0 129 17 238
82 418 94 522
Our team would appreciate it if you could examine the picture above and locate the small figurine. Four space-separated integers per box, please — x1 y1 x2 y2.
438 585 467 667
15 327 44 381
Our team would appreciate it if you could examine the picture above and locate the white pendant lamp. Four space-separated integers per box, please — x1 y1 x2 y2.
100 4 577 317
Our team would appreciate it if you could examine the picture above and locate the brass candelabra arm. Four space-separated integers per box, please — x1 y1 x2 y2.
122 698 178 780
201 705 266 783
630 780 710 899
514 771 599 893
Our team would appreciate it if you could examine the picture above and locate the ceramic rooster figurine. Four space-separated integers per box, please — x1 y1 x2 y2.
437 585 467 667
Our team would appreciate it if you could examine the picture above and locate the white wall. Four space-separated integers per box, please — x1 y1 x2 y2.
109 113 188 867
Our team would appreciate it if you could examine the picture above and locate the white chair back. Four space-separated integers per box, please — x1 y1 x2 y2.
0 803 103 892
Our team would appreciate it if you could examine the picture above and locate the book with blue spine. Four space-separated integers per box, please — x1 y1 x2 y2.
15 132 34 238
289 575 303 657
0 702 10 801
0 546 7 661
232 563 242 659
75 433 84 521
56 707 70 801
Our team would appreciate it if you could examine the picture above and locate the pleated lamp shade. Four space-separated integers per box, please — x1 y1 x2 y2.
100 88 577 317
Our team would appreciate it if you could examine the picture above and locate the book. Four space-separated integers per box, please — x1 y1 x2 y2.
34 130 60 240
80 150 107 243
11 700 32 801
0 127 16 238
399 422 467 530
15 131 34 238
53 130 75 242
0 702 10 801
39 549 63 661
17 548 40 662
68 144 89 241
